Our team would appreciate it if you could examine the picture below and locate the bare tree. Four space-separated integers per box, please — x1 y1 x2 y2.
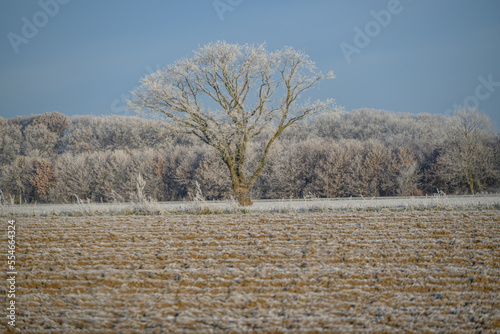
0 122 23 166
31 111 71 136
192 151 232 200
313 141 350 198
22 124 59 159
128 41 335 205
29 159 54 202
390 146 421 196
439 108 498 194
0 156 34 204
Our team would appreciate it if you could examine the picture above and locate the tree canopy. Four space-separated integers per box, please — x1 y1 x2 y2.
128 41 336 205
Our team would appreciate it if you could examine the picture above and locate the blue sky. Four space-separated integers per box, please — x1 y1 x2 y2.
1 0 500 129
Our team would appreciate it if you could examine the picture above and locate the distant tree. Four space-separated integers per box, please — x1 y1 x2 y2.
359 141 387 197
312 141 350 198
391 146 420 196
128 41 335 205
62 116 96 153
50 152 94 202
31 111 71 136
439 108 498 194
21 124 59 159
1 156 36 203
30 160 54 201
0 123 23 166
272 141 309 199
192 151 232 200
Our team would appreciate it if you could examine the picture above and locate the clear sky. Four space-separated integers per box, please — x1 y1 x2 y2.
1 0 499 129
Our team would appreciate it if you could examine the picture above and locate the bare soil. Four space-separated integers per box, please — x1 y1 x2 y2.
2 210 500 333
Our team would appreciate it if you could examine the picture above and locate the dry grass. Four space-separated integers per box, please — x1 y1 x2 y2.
2 210 500 333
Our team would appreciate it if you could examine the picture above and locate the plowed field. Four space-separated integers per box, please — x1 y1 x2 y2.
3 210 500 333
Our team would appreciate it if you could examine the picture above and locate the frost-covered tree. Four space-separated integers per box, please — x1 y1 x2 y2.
439 108 498 194
128 41 335 205
29 159 54 201
391 146 420 196
0 122 23 166
21 124 59 159
311 141 350 198
31 111 70 136
192 151 232 200
1 156 36 203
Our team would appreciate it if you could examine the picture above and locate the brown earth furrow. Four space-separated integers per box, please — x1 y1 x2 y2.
2 210 499 332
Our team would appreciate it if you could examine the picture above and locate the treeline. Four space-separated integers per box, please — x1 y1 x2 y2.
1 109 499 204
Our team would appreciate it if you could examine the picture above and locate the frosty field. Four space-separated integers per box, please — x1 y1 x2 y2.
2 210 500 333
3 194 500 216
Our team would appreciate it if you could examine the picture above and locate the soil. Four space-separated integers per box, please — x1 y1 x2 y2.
2 210 499 333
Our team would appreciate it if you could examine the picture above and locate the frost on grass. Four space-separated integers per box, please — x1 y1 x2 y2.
2 194 500 217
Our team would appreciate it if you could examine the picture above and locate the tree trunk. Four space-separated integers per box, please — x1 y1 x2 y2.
468 179 475 195
235 186 252 206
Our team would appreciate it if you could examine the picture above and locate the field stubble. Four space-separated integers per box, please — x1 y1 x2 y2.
2 210 499 333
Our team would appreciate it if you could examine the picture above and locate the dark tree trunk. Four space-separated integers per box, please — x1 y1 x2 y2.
234 186 252 206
